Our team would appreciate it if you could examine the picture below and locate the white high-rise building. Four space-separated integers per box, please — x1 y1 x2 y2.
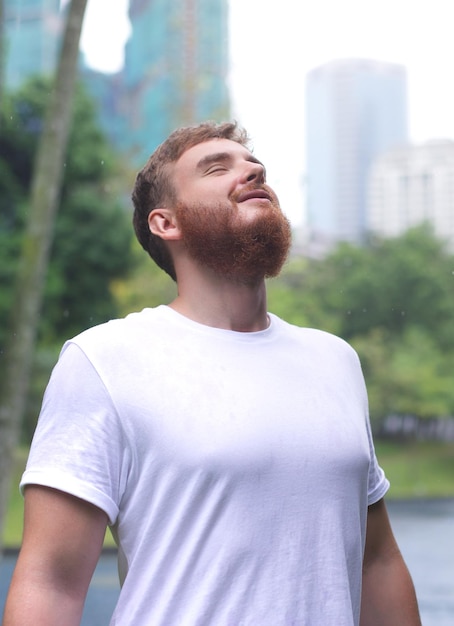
305 58 408 250
367 140 454 249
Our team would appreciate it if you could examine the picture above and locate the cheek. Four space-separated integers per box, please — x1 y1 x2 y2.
195 185 233 208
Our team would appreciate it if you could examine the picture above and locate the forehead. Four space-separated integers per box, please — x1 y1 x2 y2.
175 138 256 172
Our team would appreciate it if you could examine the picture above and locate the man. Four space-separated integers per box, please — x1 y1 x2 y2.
4 122 421 625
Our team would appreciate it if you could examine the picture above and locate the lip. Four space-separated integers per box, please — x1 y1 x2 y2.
237 189 272 203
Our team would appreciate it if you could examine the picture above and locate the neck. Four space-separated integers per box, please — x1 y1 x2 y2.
168 265 269 332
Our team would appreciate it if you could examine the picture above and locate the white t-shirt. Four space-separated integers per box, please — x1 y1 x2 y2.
22 306 389 625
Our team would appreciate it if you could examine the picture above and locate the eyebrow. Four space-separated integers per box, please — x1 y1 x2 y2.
195 151 265 172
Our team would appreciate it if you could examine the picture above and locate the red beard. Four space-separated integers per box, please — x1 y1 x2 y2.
175 189 292 284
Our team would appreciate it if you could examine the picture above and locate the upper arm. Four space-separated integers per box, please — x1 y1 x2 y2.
361 499 421 624
4 485 108 625
363 497 400 569
21 484 108 589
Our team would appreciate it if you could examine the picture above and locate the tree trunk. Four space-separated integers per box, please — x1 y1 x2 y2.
0 0 4 121
0 0 88 555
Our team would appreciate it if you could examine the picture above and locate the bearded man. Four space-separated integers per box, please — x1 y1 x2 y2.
4 122 421 626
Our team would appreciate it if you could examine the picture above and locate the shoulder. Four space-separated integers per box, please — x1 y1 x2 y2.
68 306 164 350
57 307 171 375
269 314 364 383
270 313 358 356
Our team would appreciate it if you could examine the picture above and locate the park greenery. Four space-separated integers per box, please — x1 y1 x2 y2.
2 74 454 442
0 76 134 343
267 226 454 432
1 66 454 552
0 75 135 440
0 0 91 552
5 0 452 559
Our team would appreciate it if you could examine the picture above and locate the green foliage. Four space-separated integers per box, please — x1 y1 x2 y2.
352 326 454 424
0 77 135 441
272 225 454 345
268 225 454 428
387 327 454 419
0 76 134 351
112 243 177 316
41 186 133 341
375 441 454 498
350 328 396 423
22 345 62 443
267 256 342 334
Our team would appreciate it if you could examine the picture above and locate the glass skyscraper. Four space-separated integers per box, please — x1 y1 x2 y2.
5 0 230 167
122 0 230 164
4 0 62 89
305 58 408 248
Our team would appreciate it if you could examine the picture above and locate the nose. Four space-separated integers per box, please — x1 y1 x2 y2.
242 161 265 185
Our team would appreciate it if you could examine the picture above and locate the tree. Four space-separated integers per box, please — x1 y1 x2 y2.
112 244 177 318
0 78 136 442
266 226 454 432
271 225 454 348
42 186 134 342
352 326 454 434
389 327 454 419
0 77 134 350
0 0 89 553
0 0 4 122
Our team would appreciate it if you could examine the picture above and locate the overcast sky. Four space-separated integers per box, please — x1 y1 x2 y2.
80 0 454 225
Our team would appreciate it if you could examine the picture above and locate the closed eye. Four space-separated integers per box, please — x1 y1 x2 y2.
206 166 228 175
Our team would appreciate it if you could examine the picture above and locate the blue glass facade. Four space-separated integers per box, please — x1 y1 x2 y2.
122 0 230 164
305 59 408 246
4 0 62 89
5 0 230 168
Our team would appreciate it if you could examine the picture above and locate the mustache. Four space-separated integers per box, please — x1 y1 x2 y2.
230 183 278 205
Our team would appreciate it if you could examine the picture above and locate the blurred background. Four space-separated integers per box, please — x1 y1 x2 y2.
1 1 454 623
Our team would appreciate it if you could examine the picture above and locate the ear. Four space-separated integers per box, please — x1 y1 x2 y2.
148 208 182 241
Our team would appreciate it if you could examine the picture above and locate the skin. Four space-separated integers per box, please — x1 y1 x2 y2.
3 139 421 625
148 138 275 331
360 499 421 625
3 486 108 625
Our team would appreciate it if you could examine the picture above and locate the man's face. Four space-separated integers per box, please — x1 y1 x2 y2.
170 139 292 283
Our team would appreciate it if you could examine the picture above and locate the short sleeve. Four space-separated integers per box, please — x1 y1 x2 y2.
366 423 390 505
349 345 390 505
21 342 131 524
